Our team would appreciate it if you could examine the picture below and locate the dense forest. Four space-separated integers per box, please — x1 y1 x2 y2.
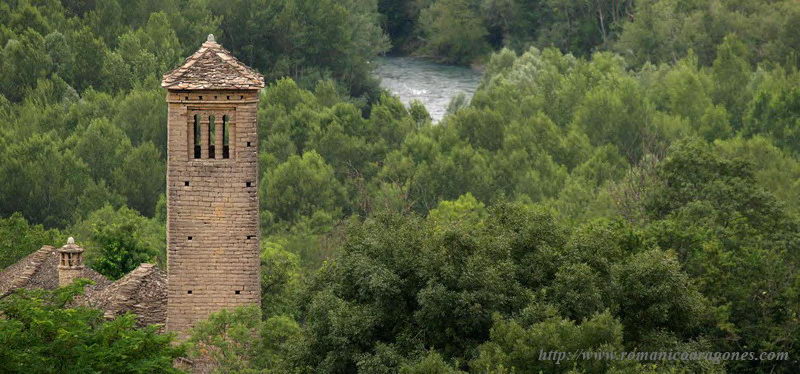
0 0 799 373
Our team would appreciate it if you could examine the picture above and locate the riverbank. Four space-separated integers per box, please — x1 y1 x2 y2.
373 56 483 122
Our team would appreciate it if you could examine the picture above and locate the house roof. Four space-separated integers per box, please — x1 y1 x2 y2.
80 263 167 327
0 246 166 327
0 246 110 299
161 34 265 91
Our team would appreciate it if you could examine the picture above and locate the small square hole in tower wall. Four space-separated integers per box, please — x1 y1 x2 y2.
246 142 251 147
246 235 253 240
187 290 193 294
184 181 190 186
235 290 241 295
246 181 252 187
188 236 193 241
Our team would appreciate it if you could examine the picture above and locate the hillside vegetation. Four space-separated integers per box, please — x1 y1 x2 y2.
0 0 798 373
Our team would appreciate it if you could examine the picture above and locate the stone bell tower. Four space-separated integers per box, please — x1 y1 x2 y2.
161 35 264 334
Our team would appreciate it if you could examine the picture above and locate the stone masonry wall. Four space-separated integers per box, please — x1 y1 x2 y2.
58 266 84 288
166 89 261 335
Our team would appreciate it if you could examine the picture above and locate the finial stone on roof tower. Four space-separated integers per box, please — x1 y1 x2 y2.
207 34 215 42
67 237 75 244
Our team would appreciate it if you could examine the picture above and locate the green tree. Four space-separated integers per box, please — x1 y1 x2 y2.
114 86 168 153
744 79 800 156
188 305 301 373
68 117 132 183
614 0 685 66
67 25 108 92
0 133 93 227
611 249 711 342
114 12 181 89
426 192 487 229
260 240 302 318
638 139 800 372
0 29 52 102
0 213 61 269
714 136 800 216
418 0 490 64
471 311 627 374
571 74 654 162
711 35 751 129
0 281 184 373
111 142 166 217
44 31 76 83
549 262 606 321
80 205 163 279
294 204 564 371
262 151 348 225
209 0 388 96
400 351 464 373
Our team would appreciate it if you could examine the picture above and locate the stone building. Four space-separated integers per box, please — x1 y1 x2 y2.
0 238 167 326
161 34 264 335
0 35 263 336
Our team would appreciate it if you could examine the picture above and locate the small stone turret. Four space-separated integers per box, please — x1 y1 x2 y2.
57 237 84 287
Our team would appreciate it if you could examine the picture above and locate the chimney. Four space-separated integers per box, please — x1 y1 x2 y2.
57 237 84 287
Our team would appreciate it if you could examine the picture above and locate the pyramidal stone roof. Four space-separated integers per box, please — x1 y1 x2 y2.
161 34 265 90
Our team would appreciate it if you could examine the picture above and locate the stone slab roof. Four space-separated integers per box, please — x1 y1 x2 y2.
162 34 265 91
80 263 167 327
0 246 166 327
0 246 110 299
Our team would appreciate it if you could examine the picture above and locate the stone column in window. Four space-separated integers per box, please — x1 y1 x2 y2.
208 115 216 159
201 115 209 159
216 111 224 159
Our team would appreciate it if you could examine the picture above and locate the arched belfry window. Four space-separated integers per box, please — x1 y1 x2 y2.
193 114 201 159
208 115 216 159
222 115 230 159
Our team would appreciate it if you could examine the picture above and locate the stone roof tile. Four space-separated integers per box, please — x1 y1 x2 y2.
80 263 167 327
162 35 265 90
0 245 165 328
0 246 111 299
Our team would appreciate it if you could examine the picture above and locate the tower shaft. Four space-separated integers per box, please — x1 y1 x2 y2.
162 35 264 335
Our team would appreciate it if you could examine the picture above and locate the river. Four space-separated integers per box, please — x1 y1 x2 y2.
374 56 483 122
